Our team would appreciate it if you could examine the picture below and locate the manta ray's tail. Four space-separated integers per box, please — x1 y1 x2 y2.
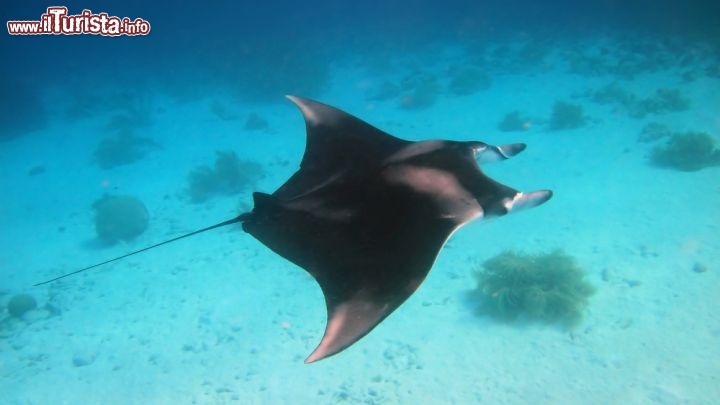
33 213 251 286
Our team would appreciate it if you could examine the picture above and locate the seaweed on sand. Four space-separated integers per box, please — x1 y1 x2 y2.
629 88 690 118
589 82 637 107
209 100 239 121
365 81 401 101
472 250 595 327
186 151 264 203
103 90 155 132
447 66 491 96
94 130 160 169
549 101 587 131
66 86 154 127
398 73 441 110
637 122 673 143
498 111 532 132
649 132 720 172
588 84 690 119
244 113 269 131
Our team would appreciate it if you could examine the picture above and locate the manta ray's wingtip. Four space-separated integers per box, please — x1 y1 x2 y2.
499 143 526 157
286 95 320 108
304 351 323 364
285 94 304 109
475 142 526 164
508 189 553 212
285 95 324 125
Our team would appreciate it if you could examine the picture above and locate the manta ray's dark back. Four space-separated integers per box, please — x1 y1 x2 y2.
242 96 552 363
35 95 551 364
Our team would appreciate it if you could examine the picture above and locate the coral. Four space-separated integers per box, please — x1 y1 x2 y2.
28 165 46 176
588 85 690 119
0 78 47 140
566 38 673 79
498 111 532 132
93 195 149 243
187 151 264 203
447 67 491 96
94 130 160 169
630 88 690 118
398 73 441 110
649 132 720 172
472 250 595 327
655 88 690 111
66 87 154 128
681 70 701 82
590 82 636 107
517 40 551 67
209 100 238 121
104 101 154 132
637 123 673 143
568 54 607 77
365 81 401 101
244 113 269 131
549 101 587 131
7 293 37 317
706 64 720 78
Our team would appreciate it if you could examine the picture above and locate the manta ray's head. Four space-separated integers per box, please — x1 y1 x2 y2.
468 141 552 218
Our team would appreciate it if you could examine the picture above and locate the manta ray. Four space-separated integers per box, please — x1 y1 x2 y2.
36 96 552 363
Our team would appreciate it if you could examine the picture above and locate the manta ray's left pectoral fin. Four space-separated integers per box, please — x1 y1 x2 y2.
505 189 553 213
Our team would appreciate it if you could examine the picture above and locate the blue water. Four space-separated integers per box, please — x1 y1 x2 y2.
2 1 719 403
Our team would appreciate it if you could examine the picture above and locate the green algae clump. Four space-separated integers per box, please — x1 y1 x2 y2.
549 101 587 131
7 293 37 317
473 250 595 327
498 111 532 132
447 67 492 96
93 195 149 243
94 131 159 169
649 132 720 172
186 151 264 203
398 73 441 110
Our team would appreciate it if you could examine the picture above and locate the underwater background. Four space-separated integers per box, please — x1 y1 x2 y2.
2 0 719 403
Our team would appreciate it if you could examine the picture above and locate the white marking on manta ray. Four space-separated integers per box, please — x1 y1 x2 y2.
383 165 483 223
287 197 357 221
383 140 446 164
288 172 346 201
503 190 550 213
474 143 525 164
